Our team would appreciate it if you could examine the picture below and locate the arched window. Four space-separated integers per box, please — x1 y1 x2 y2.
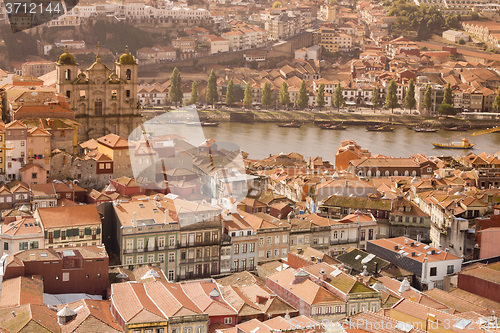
376 170 381 177
412 171 417 176
126 69 131 80
385 170 390 176
394 170 399 176
404 170 409 176
66 69 71 81
367 170 372 177
95 100 103 116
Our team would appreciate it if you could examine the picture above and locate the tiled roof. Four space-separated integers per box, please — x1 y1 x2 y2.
459 262 500 284
37 204 101 228
0 276 43 308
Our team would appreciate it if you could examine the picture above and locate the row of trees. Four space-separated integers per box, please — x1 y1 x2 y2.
167 67 457 113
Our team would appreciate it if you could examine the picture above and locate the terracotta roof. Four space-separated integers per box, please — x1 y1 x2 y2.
37 205 101 228
97 133 130 149
57 299 121 333
179 281 236 316
0 304 60 332
1 217 42 236
0 276 43 308
459 262 500 284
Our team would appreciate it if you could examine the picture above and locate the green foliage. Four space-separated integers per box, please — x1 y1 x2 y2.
296 80 309 109
243 82 253 107
261 82 272 107
1 29 38 61
250 60 259 70
493 87 500 112
446 15 461 30
279 82 291 107
226 79 236 106
444 82 453 105
437 103 456 115
91 20 155 54
206 70 218 106
385 0 447 40
169 67 183 106
403 79 416 111
272 1 282 8
189 81 199 105
385 79 399 111
423 85 433 111
316 83 326 108
333 83 344 111
458 38 466 45
371 87 380 109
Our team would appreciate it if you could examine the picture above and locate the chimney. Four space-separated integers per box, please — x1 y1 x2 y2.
411 252 416 257
319 269 327 281
292 269 310 284
164 209 169 224
374 261 378 275
398 277 410 293
394 245 399 250
132 212 137 227
297 248 303 254
410 242 415 247
431 249 435 255
57 305 77 325
208 288 220 301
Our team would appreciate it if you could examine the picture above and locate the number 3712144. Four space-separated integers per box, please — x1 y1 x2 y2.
5 2 62 14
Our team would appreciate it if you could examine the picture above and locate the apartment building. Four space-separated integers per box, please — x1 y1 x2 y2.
35 205 102 248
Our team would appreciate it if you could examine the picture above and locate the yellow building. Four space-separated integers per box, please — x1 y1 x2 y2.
0 122 5 175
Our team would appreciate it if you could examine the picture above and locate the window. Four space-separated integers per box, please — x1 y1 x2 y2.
95 101 103 116
137 238 144 250
126 239 133 251
137 255 144 264
282 248 287 256
184 327 192 333
126 69 132 80
430 267 437 276
335 306 341 313
275 235 280 245
282 234 288 243
266 250 271 258
158 254 164 262
368 229 374 240
158 237 165 248
249 243 255 253
169 253 175 262
224 317 232 324
259 237 264 245
234 244 239 254
18 242 28 250
233 260 239 270
21 141 25 147
196 327 204 333
169 236 175 247
126 256 133 264
267 236 272 245
249 257 254 269
447 265 454 274
242 243 247 253
360 230 366 241
317 307 322 315
168 270 175 281
259 251 264 258
181 251 186 260
126 90 131 98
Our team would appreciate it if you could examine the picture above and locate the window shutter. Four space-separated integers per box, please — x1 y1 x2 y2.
96 227 101 235
73 228 79 236
44 230 48 238
54 230 60 239
84 227 91 235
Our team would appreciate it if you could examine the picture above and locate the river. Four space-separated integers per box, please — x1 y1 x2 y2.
148 123 500 160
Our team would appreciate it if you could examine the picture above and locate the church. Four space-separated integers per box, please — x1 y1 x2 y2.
55 46 142 141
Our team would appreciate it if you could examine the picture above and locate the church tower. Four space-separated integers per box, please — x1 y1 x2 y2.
55 47 78 102
55 45 142 141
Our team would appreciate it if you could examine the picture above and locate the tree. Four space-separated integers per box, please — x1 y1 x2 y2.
279 82 290 108
333 83 344 112
189 81 199 105
316 83 326 109
423 85 433 113
437 103 456 115
296 80 309 109
458 38 465 45
261 82 272 108
493 86 500 112
243 82 253 107
169 67 183 107
371 87 380 111
385 79 399 113
443 82 453 105
272 1 282 8
403 78 416 111
226 79 236 106
206 69 218 107
249 60 258 69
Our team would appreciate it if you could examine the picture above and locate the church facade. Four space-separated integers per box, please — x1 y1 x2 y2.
55 47 142 141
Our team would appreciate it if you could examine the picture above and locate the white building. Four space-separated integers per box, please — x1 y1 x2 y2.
5 121 28 181
442 30 470 43
367 236 463 290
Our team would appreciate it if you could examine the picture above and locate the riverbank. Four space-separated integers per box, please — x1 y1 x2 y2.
141 108 500 128
197 109 500 128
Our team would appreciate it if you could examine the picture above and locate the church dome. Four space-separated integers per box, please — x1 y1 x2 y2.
57 49 76 65
118 46 136 65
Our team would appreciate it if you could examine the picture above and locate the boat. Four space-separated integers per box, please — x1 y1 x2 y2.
443 126 470 131
278 122 302 128
413 127 439 133
319 123 347 130
200 122 220 127
366 124 395 132
432 138 475 149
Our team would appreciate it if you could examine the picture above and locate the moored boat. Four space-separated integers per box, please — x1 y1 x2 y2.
319 123 347 130
432 138 475 149
413 127 439 133
366 124 395 132
443 126 470 131
201 122 220 127
278 122 302 128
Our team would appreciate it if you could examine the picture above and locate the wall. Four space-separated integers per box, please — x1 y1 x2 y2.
457 272 500 303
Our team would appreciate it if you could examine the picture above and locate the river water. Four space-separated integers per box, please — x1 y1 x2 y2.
150 123 500 161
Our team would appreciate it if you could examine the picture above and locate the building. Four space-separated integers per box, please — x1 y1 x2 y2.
110 280 209 332
318 27 353 53
2 246 109 296
266 268 346 320
366 236 463 290
457 262 500 303
442 30 470 43
5 120 28 181
348 156 437 178
1 217 44 255
225 213 259 273
110 198 179 279
21 60 56 77
55 47 141 140
34 205 102 248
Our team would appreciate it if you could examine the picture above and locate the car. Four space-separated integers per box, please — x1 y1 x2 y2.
394 111 401 114
413 111 419 115
348 109 355 113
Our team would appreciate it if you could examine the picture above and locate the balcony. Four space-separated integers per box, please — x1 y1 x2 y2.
330 238 358 245
177 240 219 248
